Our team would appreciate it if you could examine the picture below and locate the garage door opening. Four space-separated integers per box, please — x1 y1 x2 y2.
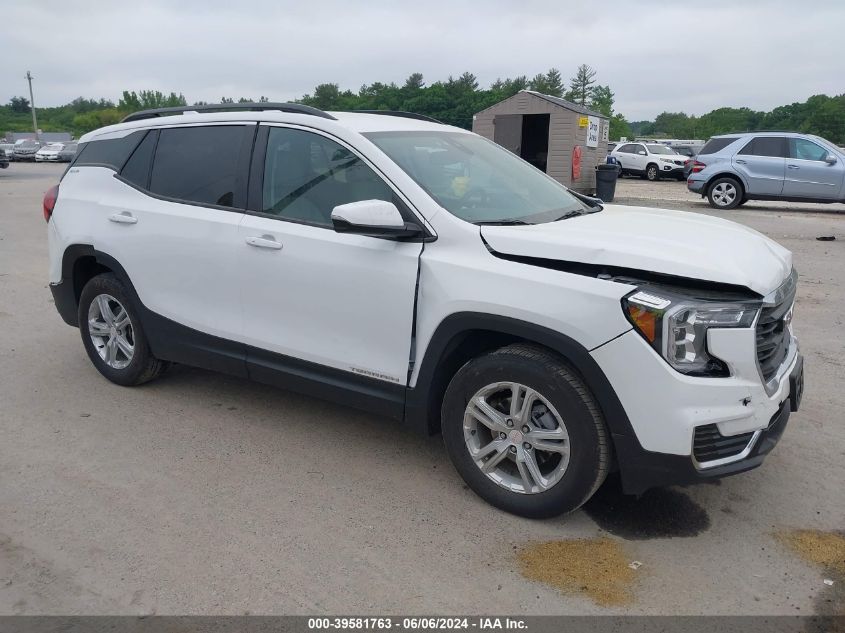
520 114 550 173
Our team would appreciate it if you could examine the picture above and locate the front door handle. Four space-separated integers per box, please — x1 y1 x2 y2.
245 235 283 250
735 159 747 165
109 212 137 224
787 164 800 170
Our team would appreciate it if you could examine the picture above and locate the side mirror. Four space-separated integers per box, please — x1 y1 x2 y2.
331 200 424 239
638 150 647 156
825 153 838 165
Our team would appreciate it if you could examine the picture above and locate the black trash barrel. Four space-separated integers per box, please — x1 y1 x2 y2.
595 163 619 202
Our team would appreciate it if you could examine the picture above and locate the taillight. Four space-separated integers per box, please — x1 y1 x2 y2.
691 161 706 173
43 184 59 222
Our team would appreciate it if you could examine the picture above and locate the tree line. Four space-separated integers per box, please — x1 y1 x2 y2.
2 67 844 145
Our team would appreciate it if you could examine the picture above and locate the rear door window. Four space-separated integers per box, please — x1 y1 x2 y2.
738 137 788 158
149 125 251 209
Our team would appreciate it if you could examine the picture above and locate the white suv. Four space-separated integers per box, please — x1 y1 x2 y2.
610 141 689 181
46 103 803 518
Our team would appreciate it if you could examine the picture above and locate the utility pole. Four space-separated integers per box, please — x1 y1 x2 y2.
25 70 38 140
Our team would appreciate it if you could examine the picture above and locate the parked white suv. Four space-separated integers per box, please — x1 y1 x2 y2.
610 141 689 181
46 104 803 518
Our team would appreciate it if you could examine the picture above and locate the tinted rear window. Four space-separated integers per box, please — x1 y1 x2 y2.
149 126 249 208
698 138 737 155
73 130 147 170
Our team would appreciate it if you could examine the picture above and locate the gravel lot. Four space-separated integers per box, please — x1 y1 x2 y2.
1 163 843 615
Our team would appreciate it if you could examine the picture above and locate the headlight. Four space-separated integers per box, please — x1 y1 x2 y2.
622 290 759 376
659 157 674 162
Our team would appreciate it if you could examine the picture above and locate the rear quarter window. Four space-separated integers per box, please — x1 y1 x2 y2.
698 138 738 155
73 130 147 170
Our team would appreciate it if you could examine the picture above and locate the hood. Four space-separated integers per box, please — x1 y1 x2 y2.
481 205 792 296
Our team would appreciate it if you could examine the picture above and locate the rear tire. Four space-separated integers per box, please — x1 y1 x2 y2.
707 177 743 209
78 273 169 386
441 344 610 518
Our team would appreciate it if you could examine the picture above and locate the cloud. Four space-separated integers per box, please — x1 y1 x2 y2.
2 0 843 120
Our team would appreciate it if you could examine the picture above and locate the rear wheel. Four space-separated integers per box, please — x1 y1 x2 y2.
441 344 610 518
707 177 743 209
78 273 169 386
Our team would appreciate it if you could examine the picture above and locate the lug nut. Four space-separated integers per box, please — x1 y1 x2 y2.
509 446 517 454
522 425 530 433
506 419 514 427
523 442 532 450
499 432 507 440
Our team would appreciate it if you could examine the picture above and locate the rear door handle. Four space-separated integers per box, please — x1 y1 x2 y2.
109 212 137 224
245 235 283 250
787 164 800 170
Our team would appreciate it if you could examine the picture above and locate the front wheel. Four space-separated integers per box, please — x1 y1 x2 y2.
441 344 610 518
646 164 660 181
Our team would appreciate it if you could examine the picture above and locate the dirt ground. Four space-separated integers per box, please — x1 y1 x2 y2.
0 162 843 615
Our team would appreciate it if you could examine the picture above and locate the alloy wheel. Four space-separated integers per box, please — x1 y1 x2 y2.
712 182 737 207
463 382 570 494
87 294 134 369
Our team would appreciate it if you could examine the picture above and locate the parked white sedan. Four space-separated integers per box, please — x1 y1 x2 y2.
35 143 66 162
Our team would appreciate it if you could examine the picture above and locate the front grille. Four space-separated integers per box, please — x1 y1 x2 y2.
693 424 755 463
674 159 685 166
756 271 796 383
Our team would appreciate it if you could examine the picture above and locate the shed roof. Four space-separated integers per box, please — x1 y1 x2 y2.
521 91 608 119
475 90 608 120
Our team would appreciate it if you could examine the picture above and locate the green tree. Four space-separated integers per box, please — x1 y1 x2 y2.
9 96 31 113
590 85 614 116
609 114 632 141
567 64 597 105
528 69 564 97
403 73 425 91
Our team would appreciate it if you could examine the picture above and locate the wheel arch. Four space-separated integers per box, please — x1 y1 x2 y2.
405 312 637 446
705 171 747 194
56 244 141 326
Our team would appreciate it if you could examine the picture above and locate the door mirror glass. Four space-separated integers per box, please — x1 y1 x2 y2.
331 200 422 239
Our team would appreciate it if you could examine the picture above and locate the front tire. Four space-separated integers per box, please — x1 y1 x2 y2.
441 344 610 518
646 163 660 181
78 273 168 386
707 177 743 209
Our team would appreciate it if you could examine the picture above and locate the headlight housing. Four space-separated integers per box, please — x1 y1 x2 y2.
622 290 759 376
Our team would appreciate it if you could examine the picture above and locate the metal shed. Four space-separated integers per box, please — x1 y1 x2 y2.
472 90 609 193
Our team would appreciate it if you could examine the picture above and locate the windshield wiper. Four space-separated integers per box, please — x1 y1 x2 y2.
474 219 531 226
551 210 586 222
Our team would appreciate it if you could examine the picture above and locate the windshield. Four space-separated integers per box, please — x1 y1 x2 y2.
364 131 589 224
646 144 676 155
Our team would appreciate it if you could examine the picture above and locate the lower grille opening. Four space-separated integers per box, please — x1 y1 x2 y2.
693 424 755 463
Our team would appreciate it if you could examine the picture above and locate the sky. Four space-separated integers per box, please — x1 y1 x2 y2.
2 0 844 121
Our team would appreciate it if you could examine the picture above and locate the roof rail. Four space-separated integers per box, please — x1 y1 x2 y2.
121 102 336 123
348 110 442 124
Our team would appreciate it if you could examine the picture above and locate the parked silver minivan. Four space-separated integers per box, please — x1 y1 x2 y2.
687 132 845 209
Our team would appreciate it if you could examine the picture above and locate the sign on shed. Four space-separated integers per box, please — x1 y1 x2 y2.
586 116 600 148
